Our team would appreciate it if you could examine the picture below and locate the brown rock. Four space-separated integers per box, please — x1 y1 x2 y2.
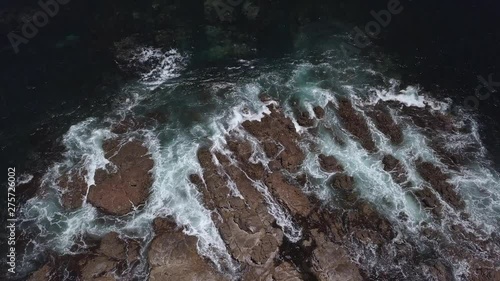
87 139 154 215
330 174 355 192
98 232 127 260
368 105 403 145
264 173 312 217
310 230 363 281
313 106 325 119
425 261 453 281
58 139 154 215
336 98 376 152
414 186 443 217
273 262 303 281
153 217 178 234
263 141 280 159
242 105 304 172
79 256 118 281
227 139 266 180
345 202 395 244
469 260 500 281
58 172 88 210
382 155 408 186
318 154 344 173
27 264 52 281
148 224 227 281
296 111 315 127
196 147 283 271
399 105 455 132
416 161 465 210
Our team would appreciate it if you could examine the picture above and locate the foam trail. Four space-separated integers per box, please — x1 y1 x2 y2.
253 181 303 242
367 79 450 111
123 129 238 274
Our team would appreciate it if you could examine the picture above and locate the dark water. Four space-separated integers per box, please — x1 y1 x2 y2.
1 0 499 172
0 0 500 279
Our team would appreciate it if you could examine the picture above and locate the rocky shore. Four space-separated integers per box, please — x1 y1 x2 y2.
23 96 500 281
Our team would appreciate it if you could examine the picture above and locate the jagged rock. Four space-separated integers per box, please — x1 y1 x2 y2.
264 173 312 218
313 106 325 119
153 217 179 234
310 230 363 281
148 217 227 281
330 173 355 192
297 111 315 127
227 139 266 180
79 256 118 281
368 105 403 145
423 260 453 281
27 264 52 281
336 98 376 152
87 139 154 215
382 154 408 186
414 186 443 217
345 202 395 244
242 104 304 172
399 105 455 132
58 172 88 210
416 161 465 210
273 262 303 281
318 154 344 173
263 141 280 159
469 260 500 281
58 139 154 215
195 148 283 271
98 232 127 260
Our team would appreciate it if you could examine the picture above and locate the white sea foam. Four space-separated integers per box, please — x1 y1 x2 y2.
130 47 188 89
253 181 303 242
367 79 450 111
17 42 500 280
17 174 34 186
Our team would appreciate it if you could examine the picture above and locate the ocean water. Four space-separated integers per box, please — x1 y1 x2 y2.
6 30 500 280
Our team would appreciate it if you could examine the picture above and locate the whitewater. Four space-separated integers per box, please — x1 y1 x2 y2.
13 36 500 280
